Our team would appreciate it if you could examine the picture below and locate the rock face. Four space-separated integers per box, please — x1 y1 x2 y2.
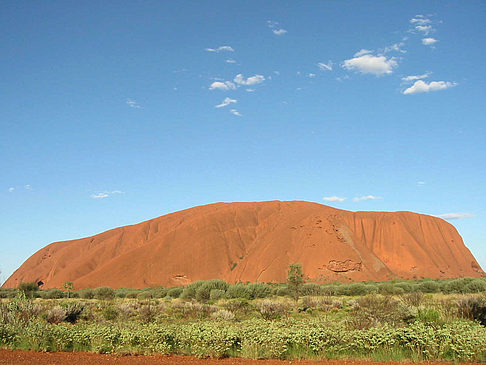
3 201 484 289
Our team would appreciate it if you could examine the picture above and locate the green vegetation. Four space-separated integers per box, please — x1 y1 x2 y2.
1 276 485 361
287 263 304 301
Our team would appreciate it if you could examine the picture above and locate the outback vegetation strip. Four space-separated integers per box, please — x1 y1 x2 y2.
1 276 486 362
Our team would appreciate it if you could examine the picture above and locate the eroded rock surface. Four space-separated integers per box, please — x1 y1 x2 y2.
3 201 483 289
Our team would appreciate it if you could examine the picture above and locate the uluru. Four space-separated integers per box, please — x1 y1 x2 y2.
3 201 484 289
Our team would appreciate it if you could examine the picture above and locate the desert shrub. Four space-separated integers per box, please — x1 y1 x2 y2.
46 306 66 324
259 299 291 320
464 279 486 293
223 298 250 315
171 301 218 319
343 283 372 296
211 309 235 321
94 287 115 300
40 289 65 299
167 287 183 298
395 282 413 293
416 281 440 293
17 282 39 298
301 283 322 296
378 283 405 295
321 284 339 296
137 292 153 300
138 302 158 323
247 283 272 299
348 294 416 329
226 284 251 299
210 289 225 301
150 287 168 298
443 278 475 294
102 305 119 320
179 281 205 300
195 280 228 302
63 302 85 323
78 288 94 299
456 296 486 325
274 286 289 297
417 308 442 324
119 301 139 318
401 292 425 307
2 292 39 324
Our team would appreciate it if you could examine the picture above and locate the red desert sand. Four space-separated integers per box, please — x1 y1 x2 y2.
0 350 484 365
3 201 483 289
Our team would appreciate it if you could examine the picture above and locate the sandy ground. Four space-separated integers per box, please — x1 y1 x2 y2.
0 350 482 365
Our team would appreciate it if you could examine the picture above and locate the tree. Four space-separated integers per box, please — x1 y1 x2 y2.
64 281 74 298
287 263 304 301
17 282 39 298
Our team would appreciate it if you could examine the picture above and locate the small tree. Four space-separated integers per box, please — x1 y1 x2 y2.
17 282 38 298
287 263 304 302
63 281 74 298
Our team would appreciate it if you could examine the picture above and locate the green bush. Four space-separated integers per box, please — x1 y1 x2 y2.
301 283 322 296
226 284 251 299
195 280 229 302
210 289 225 301
41 289 65 299
78 289 94 299
457 296 486 326
167 287 183 298
464 279 486 293
348 294 415 329
247 283 272 299
416 281 440 293
94 287 115 300
102 305 119 320
17 282 39 298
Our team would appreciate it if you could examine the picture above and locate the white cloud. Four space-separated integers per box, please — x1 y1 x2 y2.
215 97 237 108
417 181 426 185
205 45 234 53
343 54 397 76
383 42 406 54
317 61 333 71
323 196 346 202
308 73 316 78
229 109 242 117
246 88 255 92
91 193 109 199
8 187 14 192
403 80 456 95
24 185 32 190
91 190 123 199
422 37 438 46
415 25 432 34
354 49 372 57
436 212 475 220
272 29 287 35
234 74 265 86
225 59 236 64
267 20 287 35
353 195 383 202
410 15 431 25
126 99 142 109
401 73 431 82
209 81 236 91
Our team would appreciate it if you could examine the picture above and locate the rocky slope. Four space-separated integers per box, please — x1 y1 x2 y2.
3 201 483 289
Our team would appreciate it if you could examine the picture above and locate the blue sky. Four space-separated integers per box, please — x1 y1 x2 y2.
1 1 485 283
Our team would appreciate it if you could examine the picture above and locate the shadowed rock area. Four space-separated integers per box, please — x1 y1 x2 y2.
3 201 483 289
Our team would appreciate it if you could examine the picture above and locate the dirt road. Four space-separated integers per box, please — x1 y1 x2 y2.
0 350 481 365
